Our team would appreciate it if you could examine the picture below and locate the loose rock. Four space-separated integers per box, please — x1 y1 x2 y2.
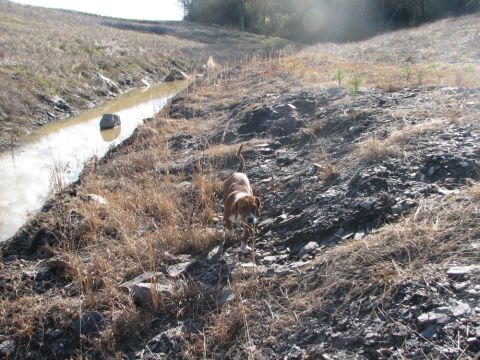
100 114 121 129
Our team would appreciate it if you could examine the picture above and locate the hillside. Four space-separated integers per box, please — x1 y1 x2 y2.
0 0 290 148
1 12 480 360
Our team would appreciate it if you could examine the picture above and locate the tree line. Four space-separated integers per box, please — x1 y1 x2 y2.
178 0 479 42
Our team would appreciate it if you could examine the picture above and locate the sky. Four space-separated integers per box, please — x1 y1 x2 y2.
11 0 184 21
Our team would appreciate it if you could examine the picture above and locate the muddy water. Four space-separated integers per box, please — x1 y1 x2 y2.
0 80 189 242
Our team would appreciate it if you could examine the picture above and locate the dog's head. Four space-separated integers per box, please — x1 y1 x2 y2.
235 195 261 225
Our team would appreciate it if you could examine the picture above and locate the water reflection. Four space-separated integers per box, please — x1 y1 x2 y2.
0 80 189 242
100 126 122 142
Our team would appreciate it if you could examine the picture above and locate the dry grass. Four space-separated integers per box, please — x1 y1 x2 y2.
353 118 446 164
0 0 290 142
198 182 480 354
299 182 480 311
275 14 480 92
354 136 402 164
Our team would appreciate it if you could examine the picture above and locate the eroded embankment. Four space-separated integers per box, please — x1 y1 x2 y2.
0 0 291 148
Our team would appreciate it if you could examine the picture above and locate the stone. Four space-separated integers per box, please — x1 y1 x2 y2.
167 261 197 277
364 332 381 346
420 324 440 340
120 272 162 289
391 199 416 214
48 329 62 338
0 340 16 357
207 245 223 260
289 261 310 269
272 265 293 276
165 69 189 82
34 258 69 282
298 241 320 257
70 311 105 337
146 324 185 354
100 114 121 129
218 290 235 305
258 218 275 229
354 231 366 240
451 303 470 317
308 163 323 176
417 312 449 326
131 282 175 306
51 96 74 112
330 332 364 349
285 345 304 359
261 254 288 265
119 75 133 86
81 193 108 205
141 78 150 87
174 181 192 190
447 265 480 277
97 73 119 92
269 115 302 136
465 288 480 297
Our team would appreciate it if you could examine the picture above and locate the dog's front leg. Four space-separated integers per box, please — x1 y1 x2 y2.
224 219 234 242
240 225 253 253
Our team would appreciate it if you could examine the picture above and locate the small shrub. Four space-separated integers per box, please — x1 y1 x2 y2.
348 75 363 101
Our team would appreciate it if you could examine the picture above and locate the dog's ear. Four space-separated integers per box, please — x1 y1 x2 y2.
254 197 261 217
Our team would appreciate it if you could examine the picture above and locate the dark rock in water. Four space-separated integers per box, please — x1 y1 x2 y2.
100 114 121 129
70 311 105 337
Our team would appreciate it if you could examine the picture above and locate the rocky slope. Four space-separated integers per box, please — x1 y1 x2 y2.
1 13 480 360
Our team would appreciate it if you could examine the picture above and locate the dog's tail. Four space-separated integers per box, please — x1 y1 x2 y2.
236 144 244 173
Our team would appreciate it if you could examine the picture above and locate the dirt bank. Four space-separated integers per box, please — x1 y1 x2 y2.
0 0 291 149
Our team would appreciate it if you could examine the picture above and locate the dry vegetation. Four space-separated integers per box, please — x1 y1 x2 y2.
280 14 480 91
212 182 480 356
0 0 290 145
1 10 480 359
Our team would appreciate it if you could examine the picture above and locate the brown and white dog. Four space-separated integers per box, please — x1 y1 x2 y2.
223 144 261 253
